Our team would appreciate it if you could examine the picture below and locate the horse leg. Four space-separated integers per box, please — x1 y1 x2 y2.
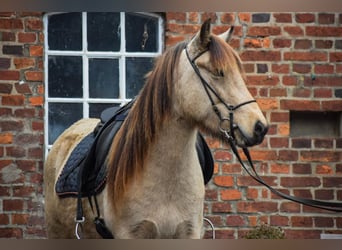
130 220 159 239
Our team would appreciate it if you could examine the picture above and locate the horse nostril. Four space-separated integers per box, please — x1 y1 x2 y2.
254 121 268 137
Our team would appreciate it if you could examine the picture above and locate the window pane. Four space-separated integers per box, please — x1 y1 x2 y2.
89 103 120 118
48 56 83 98
89 58 119 98
48 12 82 51
126 57 154 98
87 12 121 51
48 103 83 144
125 13 158 52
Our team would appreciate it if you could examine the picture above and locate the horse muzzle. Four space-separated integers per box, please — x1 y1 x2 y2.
234 120 268 147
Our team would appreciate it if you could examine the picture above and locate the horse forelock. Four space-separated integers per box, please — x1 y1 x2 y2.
106 41 186 211
209 35 245 78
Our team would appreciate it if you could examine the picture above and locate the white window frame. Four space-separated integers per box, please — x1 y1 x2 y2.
43 12 164 156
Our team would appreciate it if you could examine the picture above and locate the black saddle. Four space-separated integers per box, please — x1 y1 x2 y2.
55 99 214 198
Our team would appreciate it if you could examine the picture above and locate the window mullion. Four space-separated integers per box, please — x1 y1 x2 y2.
83 12 89 118
120 12 126 101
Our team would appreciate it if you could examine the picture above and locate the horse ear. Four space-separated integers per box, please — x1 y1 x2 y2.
199 18 211 47
218 26 235 43
189 18 211 51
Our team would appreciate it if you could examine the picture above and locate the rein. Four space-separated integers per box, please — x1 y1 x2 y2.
185 46 342 213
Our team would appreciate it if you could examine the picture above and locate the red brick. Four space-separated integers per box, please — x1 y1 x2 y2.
315 40 333 49
291 216 313 227
280 201 301 213
0 19 23 29
205 189 217 200
238 176 277 187
301 151 341 162
330 52 342 62
305 76 341 87
11 214 29 225
188 12 199 23
270 112 289 122
270 215 289 226
318 13 335 24
3 199 24 211
212 202 232 213
240 51 281 61
226 215 245 226
0 83 12 94
314 139 333 149
0 70 20 80
314 217 334 227
293 163 312 174
29 96 44 106
272 64 290 74
238 13 251 23
323 177 342 187
271 163 290 174
247 26 281 36
306 26 342 36
6 146 25 157
0 31 15 41
294 189 312 199
284 229 321 239
0 228 23 238
270 138 289 148
212 229 235 239
165 12 186 22
237 201 278 213
246 75 279 86
296 13 315 23
294 39 312 49
270 88 287 97
213 176 233 187
284 52 327 61
18 32 36 43
0 214 9 225
282 76 297 86
293 64 311 73
201 12 218 23
284 26 304 36
246 188 258 199
314 64 334 74
315 189 334 200
29 45 43 56
214 150 232 161
316 164 333 174
25 18 43 30
25 71 43 81
220 189 241 200
2 95 25 106
165 35 185 47
280 100 320 111
281 177 320 187
292 88 311 98
278 150 298 161
273 13 292 23
221 13 235 24
13 58 35 69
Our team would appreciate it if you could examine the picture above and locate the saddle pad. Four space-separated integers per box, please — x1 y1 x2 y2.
55 132 107 197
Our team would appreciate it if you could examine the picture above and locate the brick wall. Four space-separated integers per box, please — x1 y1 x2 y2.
0 12 341 239
0 12 45 238
165 12 342 239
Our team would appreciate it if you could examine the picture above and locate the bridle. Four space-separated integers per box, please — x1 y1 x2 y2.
185 46 256 143
185 45 342 213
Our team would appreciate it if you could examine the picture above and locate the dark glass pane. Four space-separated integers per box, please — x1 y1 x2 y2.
125 13 158 52
126 57 154 98
48 12 82 51
89 103 120 118
87 12 120 51
48 56 83 98
89 58 119 98
48 103 83 144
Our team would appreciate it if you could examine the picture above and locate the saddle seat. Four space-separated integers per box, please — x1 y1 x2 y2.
55 99 214 198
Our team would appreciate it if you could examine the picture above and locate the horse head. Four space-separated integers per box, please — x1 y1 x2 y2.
175 19 268 147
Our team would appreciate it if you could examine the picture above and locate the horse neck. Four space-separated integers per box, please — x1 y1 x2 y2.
148 116 199 176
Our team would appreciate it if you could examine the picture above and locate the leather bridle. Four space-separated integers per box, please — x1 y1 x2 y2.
185 46 342 212
185 47 256 143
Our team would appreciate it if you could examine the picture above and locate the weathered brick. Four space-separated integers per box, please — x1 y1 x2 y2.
213 176 233 187
315 40 333 49
300 151 341 162
270 112 289 123
323 177 342 187
0 120 24 132
238 13 250 23
293 64 311 73
314 139 333 149
280 202 301 213
315 88 333 99
2 95 25 106
237 201 278 213
271 163 290 174
284 26 304 36
0 83 12 94
284 52 327 61
256 98 278 110
212 202 232 213
201 13 218 23
306 26 342 36
252 13 270 23
291 216 313 227
0 228 23 238
0 19 23 29
18 32 36 43
2 45 23 56
246 75 279 86
295 13 315 23
214 150 232 161
335 40 342 49
318 13 335 24
281 177 320 187
278 150 298 161
25 71 43 81
294 39 312 49
188 12 199 23
0 70 20 80
29 45 43 56
220 189 241 200
165 12 186 22
247 26 280 36
280 100 320 110
270 215 289 226
314 64 334 74
25 18 43 31
314 217 334 227
330 52 342 62
273 38 291 48
226 215 245 226
13 57 35 69
315 189 334 200
0 58 11 69
305 76 341 87
292 163 312 174
220 13 234 24
270 138 289 148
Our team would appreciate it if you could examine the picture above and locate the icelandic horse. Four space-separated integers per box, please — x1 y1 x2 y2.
44 19 268 238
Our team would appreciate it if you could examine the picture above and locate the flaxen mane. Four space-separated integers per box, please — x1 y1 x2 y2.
106 41 187 207
106 35 246 209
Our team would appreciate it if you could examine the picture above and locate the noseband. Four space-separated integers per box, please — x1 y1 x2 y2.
185 46 256 142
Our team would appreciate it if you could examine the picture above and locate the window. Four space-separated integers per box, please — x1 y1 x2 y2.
44 12 163 154
290 111 342 137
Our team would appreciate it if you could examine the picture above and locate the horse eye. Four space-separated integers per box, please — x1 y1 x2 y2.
217 70 225 77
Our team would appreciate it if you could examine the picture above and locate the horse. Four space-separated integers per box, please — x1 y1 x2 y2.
44 19 268 239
